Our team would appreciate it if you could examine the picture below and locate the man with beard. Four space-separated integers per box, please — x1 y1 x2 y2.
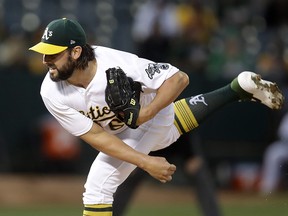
29 18 284 216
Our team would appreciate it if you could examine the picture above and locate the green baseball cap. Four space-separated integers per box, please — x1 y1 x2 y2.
29 18 86 55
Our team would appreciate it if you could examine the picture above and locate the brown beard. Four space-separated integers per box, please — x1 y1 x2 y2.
50 55 76 82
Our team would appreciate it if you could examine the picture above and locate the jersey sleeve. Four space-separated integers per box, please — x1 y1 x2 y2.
130 56 180 93
42 96 93 137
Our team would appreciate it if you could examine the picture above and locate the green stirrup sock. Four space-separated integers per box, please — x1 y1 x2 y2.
83 204 113 216
230 77 253 100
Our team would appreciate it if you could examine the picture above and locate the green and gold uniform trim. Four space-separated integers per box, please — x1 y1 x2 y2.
83 204 112 216
174 99 198 135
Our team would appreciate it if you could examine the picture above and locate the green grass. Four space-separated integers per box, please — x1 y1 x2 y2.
1 200 288 216
0 205 82 216
0 204 288 216
125 202 288 216
126 204 200 216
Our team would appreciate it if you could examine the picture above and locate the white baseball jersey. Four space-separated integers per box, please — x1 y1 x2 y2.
41 45 179 136
40 45 182 204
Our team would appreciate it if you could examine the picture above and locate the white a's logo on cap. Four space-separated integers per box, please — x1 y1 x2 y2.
42 27 53 40
70 40 75 45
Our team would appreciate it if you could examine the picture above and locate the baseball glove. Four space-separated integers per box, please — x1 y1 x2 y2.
105 67 142 129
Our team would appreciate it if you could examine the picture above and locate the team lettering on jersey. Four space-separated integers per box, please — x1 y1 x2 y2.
79 105 125 131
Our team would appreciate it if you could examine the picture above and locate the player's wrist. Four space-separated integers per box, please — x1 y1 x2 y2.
135 153 151 171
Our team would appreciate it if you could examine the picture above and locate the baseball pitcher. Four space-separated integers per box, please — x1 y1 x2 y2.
29 18 284 216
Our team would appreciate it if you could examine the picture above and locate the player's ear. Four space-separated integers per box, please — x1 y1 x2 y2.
71 46 82 59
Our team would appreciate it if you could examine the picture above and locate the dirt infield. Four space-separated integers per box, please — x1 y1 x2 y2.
0 175 85 205
0 174 285 207
0 174 197 206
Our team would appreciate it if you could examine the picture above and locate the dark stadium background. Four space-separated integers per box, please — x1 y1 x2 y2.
0 0 288 215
